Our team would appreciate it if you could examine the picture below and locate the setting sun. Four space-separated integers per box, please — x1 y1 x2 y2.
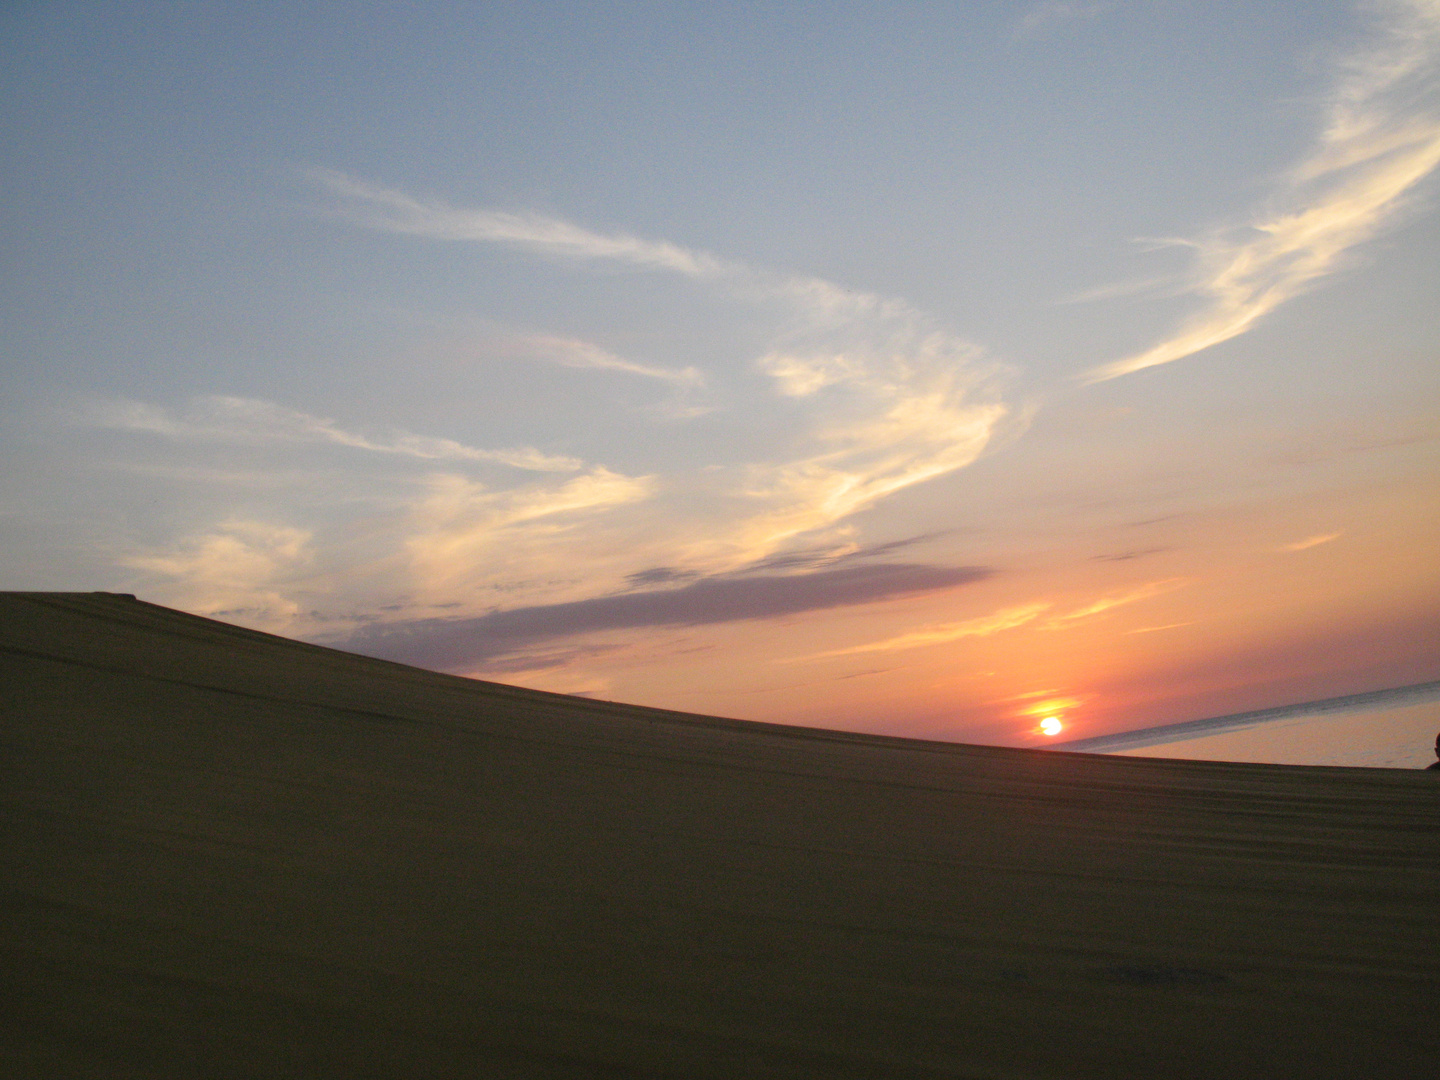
1040 717 1064 737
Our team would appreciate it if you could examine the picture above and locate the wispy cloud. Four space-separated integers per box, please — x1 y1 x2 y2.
113 169 1017 641
398 469 658 607
1278 532 1342 551
742 531 951 573
121 520 315 632
518 334 704 387
1014 1 1113 38
1091 547 1168 562
308 168 730 278
1059 272 1184 305
1040 577 1188 628
1086 0 1440 382
789 577 1188 661
295 172 1014 621
86 395 586 472
996 688 1067 702
725 278 1011 564
791 602 1053 661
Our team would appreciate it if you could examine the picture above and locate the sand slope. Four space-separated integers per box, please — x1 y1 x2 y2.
2 592 1437 1079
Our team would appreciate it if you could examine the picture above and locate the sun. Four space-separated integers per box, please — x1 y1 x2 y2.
1039 717 1064 737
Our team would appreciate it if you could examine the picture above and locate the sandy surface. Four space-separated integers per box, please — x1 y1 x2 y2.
3 592 1438 1078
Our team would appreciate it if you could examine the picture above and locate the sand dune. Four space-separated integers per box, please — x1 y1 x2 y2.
3 592 1437 1078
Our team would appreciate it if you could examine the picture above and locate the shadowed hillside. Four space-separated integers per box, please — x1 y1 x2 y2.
3 592 1437 1078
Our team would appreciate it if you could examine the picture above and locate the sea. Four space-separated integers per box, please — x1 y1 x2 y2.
1052 680 1440 769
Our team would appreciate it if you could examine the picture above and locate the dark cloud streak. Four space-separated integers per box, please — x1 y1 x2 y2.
742 531 953 573
624 566 700 587
343 562 991 671
1091 548 1168 562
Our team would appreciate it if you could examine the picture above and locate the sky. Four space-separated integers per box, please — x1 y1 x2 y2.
3 0 1438 749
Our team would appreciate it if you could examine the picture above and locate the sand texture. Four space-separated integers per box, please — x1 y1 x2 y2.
3 592 1438 1078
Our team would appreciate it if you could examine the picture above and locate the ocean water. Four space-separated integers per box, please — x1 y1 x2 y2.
1054 682 1440 769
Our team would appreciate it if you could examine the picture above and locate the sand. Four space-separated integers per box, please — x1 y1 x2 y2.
2 592 1437 1078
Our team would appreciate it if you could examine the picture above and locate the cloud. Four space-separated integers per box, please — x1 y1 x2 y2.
517 334 705 388
399 469 659 606
1086 0 1440 382
1041 577 1188 628
121 520 314 632
116 175 1012 640
341 562 992 671
1278 532 1342 551
996 688 1066 702
1014 2 1112 38
728 290 1009 564
1059 273 1185 305
792 601 1053 661
790 577 1189 661
624 567 701 587
298 172 1015 620
742 531 951 572
102 395 664 631
1091 547 1169 562
1017 695 1083 718
308 168 730 278
465 642 625 675
86 395 585 472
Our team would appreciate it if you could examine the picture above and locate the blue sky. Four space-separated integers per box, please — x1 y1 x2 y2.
3 1 1438 745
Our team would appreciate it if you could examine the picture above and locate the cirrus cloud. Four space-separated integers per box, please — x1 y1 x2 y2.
789 578 1189 662
1086 0 1440 382
84 395 587 472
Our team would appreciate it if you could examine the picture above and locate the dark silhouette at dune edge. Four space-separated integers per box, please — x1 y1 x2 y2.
3 592 1437 1078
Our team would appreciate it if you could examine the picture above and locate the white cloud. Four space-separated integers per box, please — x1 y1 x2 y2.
86 395 585 473
518 334 704 387
304 173 1016 609
1086 0 1440 382
112 162 1022 636
726 280 1011 566
122 520 315 633
1058 272 1185 305
399 469 659 608
308 169 730 278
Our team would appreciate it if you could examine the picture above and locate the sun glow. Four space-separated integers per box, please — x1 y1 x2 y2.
1039 717 1064 737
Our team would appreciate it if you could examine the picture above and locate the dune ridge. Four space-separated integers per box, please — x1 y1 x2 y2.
2 592 1437 1078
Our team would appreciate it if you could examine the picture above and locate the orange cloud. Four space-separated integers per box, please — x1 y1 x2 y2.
788 601 1053 661
1042 578 1189 630
1278 533 1342 552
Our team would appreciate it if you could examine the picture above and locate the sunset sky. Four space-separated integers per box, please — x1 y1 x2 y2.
3 1 1437 746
